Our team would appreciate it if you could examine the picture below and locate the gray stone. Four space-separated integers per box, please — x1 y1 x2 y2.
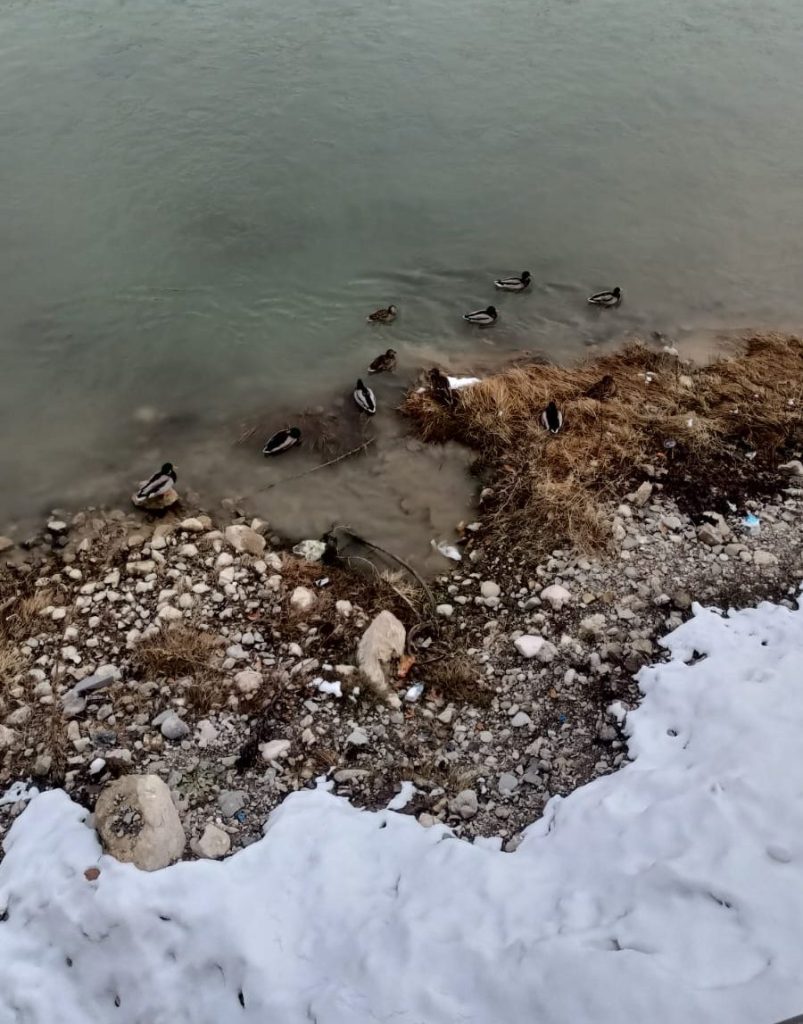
498 772 519 796
436 604 454 618
632 482 653 507
73 664 121 695
95 775 186 871
754 550 779 567
480 581 500 599
290 586 316 613
698 524 722 547
346 728 369 747
0 537 14 553
510 711 532 728
225 525 266 557
0 725 19 751
217 790 246 817
234 669 262 697
160 714 190 741
672 590 693 611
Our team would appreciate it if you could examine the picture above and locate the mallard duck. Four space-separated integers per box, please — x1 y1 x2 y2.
353 378 377 414
588 287 622 308
584 375 617 401
429 368 453 407
136 462 177 500
368 349 397 374
367 304 398 324
463 305 498 326
540 402 564 434
262 427 301 456
494 271 531 292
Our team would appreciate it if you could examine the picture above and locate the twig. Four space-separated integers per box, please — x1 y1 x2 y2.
341 554 423 621
257 439 375 492
332 525 436 608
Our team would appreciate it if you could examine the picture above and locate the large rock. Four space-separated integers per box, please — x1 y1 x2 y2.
131 488 179 512
224 525 266 557
94 775 186 871
356 610 406 707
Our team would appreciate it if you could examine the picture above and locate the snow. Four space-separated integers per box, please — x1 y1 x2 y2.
2 599 803 1023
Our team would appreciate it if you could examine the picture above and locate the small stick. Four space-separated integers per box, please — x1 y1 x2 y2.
332 524 436 608
258 439 375 492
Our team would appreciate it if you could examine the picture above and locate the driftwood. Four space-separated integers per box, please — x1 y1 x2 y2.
258 439 375 492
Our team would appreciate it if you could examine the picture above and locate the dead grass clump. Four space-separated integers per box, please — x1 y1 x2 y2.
425 654 492 708
130 624 222 679
1 588 55 644
401 334 803 561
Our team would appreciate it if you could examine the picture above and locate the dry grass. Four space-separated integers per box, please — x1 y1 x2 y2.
130 624 228 712
0 588 55 644
425 654 492 708
401 334 803 561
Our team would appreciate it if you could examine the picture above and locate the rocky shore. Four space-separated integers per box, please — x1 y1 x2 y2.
2 466 801 865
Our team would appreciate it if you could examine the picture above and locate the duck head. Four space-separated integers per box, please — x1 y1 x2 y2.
486 306 498 316
612 287 621 298
161 462 175 476
388 305 398 314
289 427 302 440
521 272 531 282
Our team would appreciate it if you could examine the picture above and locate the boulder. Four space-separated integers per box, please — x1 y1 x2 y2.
94 775 186 871
356 611 406 707
224 525 266 557
131 488 179 512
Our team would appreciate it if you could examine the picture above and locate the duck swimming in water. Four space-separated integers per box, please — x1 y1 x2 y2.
367 304 398 324
429 367 453 407
588 287 622 308
463 305 498 326
584 374 617 401
369 349 397 374
540 402 564 434
136 463 177 501
353 378 377 415
262 427 301 456
494 271 531 292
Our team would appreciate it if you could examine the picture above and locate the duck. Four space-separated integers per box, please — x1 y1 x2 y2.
367 304 398 324
135 462 177 501
463 305 498 326
353 378 377 415
584 374 617 401
262 426 302 456
429 367 454 407
368 349 397 374
587 287 622 308
540 402 564 434
494 271 531 292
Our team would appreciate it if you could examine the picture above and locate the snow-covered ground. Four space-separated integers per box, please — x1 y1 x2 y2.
2 599 802 1024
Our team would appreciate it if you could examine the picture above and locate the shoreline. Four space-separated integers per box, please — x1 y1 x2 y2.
2 334 803 860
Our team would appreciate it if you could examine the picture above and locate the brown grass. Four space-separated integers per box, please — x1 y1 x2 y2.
130 624 228 712
0 588 55 644
425 654 492 708
401 334 803 561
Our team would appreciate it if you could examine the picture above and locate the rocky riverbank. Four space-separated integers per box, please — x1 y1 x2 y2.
2 466 802 863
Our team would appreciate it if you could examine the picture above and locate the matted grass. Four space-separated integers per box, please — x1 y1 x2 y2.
401 335 803 561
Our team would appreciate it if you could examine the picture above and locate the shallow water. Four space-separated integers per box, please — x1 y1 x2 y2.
2 0 803 562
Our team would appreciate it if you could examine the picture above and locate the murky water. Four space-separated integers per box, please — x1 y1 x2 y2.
2 0 803 563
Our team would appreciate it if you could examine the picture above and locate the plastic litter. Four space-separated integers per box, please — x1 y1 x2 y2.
404 682 425 703
293 539 326 562
431 540 462 562
742 513 761 535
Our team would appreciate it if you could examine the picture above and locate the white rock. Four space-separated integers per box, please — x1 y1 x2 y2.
94 775 185 871
197 823 231 860
218 567 236 586
178 543 199 558
436 604 454 618
264 552 283 572
5 706 31 727
178 593 195 610
754 550 779 567
540 584 571 610
335 600 353 618
510 711 532 728
127 559 156 577
450 789 479 820
346 728 369 747
632 481 653 507
0 536 14 553
196 720 219 746
498 772 519 796
259 739 291 762
779 460 803 477
234 669 262 696
180 517 206 533
514 635 546 659
480 581 500 599
580 613 607 637
225 525 266 557
89 758 106 776
157 605 183 623
356 610 406 707
290 586 316 613
292 540 326 562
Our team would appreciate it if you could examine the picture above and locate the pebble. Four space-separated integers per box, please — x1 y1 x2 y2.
480 581 500 599
510 711 532 728
217 791 246 818
290 586 316 613
234 670 262 696
754 550 779 567
540 584 571 610
450 789 479 820
197 823 231 859
498 772 519 796
346 728 369 747
160 714 190 741
436 604 454 618
259 739 291 762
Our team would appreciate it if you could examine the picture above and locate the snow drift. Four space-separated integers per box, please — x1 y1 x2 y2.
1 599 803 1024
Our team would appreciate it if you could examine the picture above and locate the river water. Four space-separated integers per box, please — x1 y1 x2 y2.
2 0 803 563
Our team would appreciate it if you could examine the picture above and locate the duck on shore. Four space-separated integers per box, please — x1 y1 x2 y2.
588 287 622 308
463 305 498 327
262 427 302 456
540 402 564 434
494 271 531 292
135 463 177 501
429 368 454 407
367 305 398 324
584 375 617 401
368 349 397 374
353 378 377 414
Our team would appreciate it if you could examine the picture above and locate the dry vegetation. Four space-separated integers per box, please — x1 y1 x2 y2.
129 624 228 713
401 334 803 562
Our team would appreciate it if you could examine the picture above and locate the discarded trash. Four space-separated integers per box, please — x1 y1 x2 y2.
313 577 330 589
404 682 425 703
447 376 481 390
311 678 343 698
742 513 761 534
234 810 247 823
663 438 677 451
292 539 326 562
558 713 567 725
431 540 461 562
